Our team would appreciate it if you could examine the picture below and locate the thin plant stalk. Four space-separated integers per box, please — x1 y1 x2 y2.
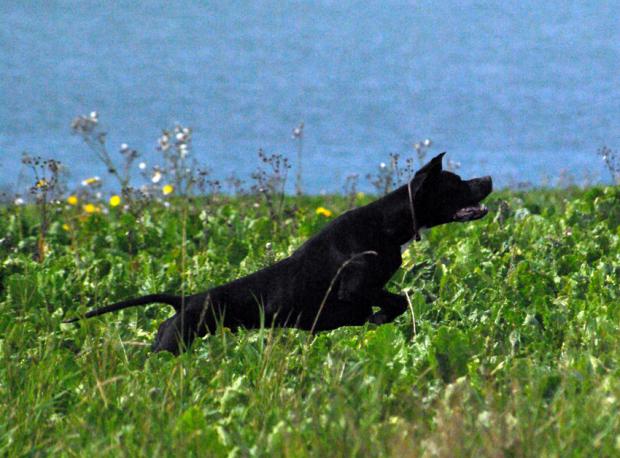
293 122 304 196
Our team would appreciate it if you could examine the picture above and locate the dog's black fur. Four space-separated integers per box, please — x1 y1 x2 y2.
65 153 492 355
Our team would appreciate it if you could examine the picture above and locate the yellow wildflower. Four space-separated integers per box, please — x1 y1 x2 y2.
315 206 333 217
83 203 100 214
109 195 121 207
35 179 48 188
62 223 70 231
67 195 78 206
162 184 174 196
81 176 100 186
356 192 366 199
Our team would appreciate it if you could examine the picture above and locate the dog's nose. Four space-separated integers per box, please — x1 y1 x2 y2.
470 176 492 199
481 176 493 194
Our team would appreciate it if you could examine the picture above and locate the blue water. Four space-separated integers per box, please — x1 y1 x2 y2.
1 1 619 193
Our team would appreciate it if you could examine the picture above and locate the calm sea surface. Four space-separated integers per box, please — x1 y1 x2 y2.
1 1 619 193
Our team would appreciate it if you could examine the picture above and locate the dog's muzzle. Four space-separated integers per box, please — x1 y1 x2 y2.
453 205 489 222
453 176 492 222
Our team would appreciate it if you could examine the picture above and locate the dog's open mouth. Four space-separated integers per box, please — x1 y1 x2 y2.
453 204 488 222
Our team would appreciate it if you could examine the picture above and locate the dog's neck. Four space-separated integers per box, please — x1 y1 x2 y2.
373 185 424 245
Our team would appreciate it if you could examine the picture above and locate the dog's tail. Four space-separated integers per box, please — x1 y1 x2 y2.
63 294 183 323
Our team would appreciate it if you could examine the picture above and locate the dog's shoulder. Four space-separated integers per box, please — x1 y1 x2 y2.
291 205 386 259
315 205 385 238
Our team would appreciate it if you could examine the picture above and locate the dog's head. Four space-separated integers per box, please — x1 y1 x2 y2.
409 152 492 233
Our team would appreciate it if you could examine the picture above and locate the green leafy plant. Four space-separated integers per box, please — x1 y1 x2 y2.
20 153 65 261
2 186 620 456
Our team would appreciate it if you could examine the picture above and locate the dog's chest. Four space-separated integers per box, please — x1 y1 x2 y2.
400 227 427 253
400 240 413 253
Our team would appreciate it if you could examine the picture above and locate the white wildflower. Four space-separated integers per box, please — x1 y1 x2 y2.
14 197 24 206
151 171 162 183
158 134 170 151
139 162 146 170
477 411 492 428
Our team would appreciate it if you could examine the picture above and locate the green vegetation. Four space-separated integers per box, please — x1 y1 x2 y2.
1 187 619 456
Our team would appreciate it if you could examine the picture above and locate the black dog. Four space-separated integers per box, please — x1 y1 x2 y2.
65 153 492 355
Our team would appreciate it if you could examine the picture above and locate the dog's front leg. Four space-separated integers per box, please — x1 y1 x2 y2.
367 291 407 325
336 256 403 322
152 304 212 354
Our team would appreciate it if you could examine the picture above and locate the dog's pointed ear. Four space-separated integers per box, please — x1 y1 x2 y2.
407 153 445 241
415 152 445 176
408 152 446 195
429 152 446 170
411 151 446 186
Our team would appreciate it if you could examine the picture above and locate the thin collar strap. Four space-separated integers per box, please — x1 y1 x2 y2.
407 179 421 241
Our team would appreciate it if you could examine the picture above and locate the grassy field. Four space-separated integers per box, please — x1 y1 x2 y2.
1 187 619 457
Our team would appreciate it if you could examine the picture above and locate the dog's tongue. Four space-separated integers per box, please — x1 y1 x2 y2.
453 205 488 222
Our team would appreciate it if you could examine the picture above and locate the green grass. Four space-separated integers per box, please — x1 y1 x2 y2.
1 187 620 457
